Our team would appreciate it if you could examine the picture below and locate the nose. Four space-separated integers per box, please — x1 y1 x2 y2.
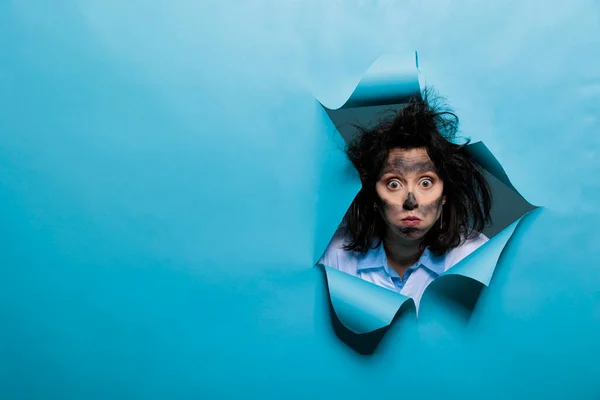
403 192 418 210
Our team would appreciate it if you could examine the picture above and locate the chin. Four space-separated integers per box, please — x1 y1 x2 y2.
395 226 427 240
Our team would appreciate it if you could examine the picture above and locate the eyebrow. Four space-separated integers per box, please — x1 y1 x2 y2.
381 159 438 176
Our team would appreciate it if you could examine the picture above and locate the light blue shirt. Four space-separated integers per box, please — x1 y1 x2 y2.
318 229 489 310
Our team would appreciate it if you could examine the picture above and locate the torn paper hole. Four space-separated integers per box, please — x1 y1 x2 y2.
315 51 539 354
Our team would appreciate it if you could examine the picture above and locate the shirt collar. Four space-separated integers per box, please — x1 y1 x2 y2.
356 242 446 276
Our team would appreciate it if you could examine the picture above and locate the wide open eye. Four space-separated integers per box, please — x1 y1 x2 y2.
419 178 434 188
387 180 402 190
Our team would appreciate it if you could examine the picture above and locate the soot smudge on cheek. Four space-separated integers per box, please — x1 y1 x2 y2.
418 195 444 217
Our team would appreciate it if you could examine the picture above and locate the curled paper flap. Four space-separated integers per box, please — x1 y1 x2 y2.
320 265 413 334
465 141 523 195
466 141 537 239
442 216 523 287
318 52 422 143
320 52 421 111
418 208 542 320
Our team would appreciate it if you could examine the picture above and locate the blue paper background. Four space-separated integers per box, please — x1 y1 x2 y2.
1 1 600 398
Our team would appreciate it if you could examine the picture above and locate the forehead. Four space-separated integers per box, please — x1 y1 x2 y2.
381 147 437 175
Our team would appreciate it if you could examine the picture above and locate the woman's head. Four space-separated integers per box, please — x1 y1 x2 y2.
342 87 492 255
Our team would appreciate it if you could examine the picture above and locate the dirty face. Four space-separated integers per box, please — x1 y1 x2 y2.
375 147 446 242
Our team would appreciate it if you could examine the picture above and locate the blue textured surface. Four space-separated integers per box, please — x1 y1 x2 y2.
1 1 600 398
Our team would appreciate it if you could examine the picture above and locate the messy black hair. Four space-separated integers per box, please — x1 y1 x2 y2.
342 87 492 256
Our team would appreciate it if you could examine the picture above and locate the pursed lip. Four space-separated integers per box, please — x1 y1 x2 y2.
401 216 422 226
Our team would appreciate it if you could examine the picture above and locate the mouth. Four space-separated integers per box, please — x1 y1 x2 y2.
401 217 422 226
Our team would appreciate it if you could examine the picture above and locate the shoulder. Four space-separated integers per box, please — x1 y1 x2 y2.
316 228 361 274
445 232 489 270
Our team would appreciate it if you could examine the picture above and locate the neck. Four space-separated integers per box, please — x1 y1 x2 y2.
382 232 423 279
